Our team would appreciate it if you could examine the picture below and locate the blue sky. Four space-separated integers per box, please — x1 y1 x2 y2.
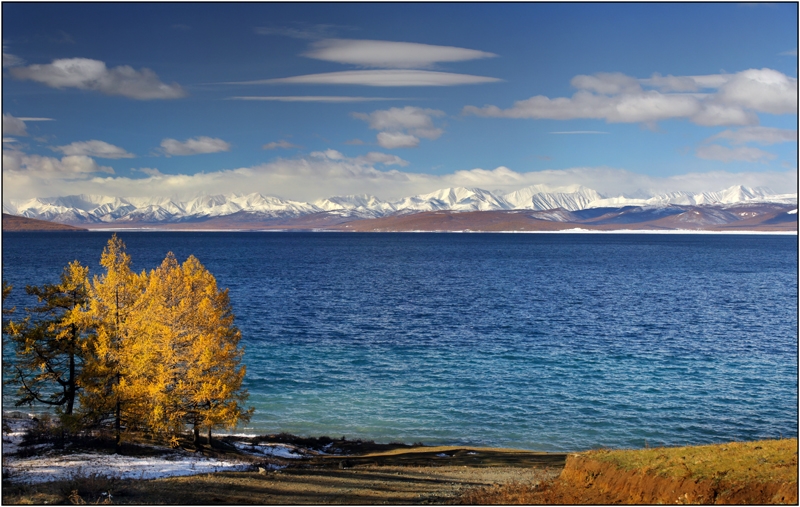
3 3 797 202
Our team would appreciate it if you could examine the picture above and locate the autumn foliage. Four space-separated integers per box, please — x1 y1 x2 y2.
3 235 251 447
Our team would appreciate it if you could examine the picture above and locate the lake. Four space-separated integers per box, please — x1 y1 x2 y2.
2 231 797 451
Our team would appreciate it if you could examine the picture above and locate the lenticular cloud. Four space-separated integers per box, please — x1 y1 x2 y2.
304 39 497 69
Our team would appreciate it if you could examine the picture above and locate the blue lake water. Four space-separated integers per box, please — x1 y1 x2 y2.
2 231 797 451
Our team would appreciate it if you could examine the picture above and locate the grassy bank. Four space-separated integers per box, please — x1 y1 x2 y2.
459 438 798 504
589 438 797 485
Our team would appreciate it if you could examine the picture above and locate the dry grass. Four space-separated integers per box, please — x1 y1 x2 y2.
588 438 798 484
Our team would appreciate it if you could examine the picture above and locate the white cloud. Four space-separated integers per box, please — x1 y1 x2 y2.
696 144 777 163
640 73 731 92
226 70 501 87
571 72 642 94
4 148 795 204
227 96 407 102
3 114 56 140
464 90 704 123
3 149 114 178
690 103 758 127
160 137 230 156
376 132 420 149
3 113 28 136
135 167 164 176
463 68 796 126
353 106 446 149
709 127 797 146
53 140 134 159
306 150 408 166
263 140 301 150
3 47 24 68
640 73 701 93
353 106 445 134
779 49 798 57
310 149 345 160
303 39 497 69
10 58 186 100
355 152 409 167
716 68 797 115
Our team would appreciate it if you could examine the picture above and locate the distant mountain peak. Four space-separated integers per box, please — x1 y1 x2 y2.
4 185 796 226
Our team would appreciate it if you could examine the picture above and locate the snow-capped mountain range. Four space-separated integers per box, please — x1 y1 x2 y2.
3 185 797 225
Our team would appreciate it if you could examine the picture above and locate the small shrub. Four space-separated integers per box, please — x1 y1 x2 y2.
21 414 60 445
60 470 119 505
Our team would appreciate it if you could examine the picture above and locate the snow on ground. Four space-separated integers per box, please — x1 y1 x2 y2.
4 450 251 484
2 418 32 456
231 441 306 459
1 415 305 485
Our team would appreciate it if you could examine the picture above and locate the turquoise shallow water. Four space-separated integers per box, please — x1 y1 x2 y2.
2 232 797 451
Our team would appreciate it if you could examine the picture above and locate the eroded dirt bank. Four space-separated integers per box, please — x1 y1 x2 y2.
522 453 797 504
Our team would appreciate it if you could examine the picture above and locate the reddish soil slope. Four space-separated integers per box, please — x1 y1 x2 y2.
525 454 797 504
2 214 87 232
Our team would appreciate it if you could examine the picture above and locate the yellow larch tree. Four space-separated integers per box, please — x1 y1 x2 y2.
7 236 250 448
173 254 251 447
128 252 191 439
78 235 146 446
126 252 251 447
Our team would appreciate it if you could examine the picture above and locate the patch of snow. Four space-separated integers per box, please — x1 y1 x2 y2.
2 415 253 485
2 415 38 455
3 449 251 484
788 209 797 214
232 441 306 459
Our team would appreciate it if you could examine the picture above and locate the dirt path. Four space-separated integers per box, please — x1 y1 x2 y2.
98 464 563 504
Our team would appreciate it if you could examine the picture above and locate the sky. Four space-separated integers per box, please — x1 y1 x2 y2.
2 3 798 203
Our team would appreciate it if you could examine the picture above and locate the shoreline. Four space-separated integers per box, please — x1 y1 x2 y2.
9 227 797 234
1 413 565 486
3 413 796 504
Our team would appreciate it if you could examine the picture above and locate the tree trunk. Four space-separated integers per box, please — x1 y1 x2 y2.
193 422 200 448
66 333 75 416
115 397 121 451
207 427 212 448
114 290 121 451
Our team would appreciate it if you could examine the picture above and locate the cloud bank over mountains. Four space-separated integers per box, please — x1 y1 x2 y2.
4 145 796 205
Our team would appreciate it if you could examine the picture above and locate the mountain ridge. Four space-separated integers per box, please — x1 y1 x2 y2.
3 184 797 227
